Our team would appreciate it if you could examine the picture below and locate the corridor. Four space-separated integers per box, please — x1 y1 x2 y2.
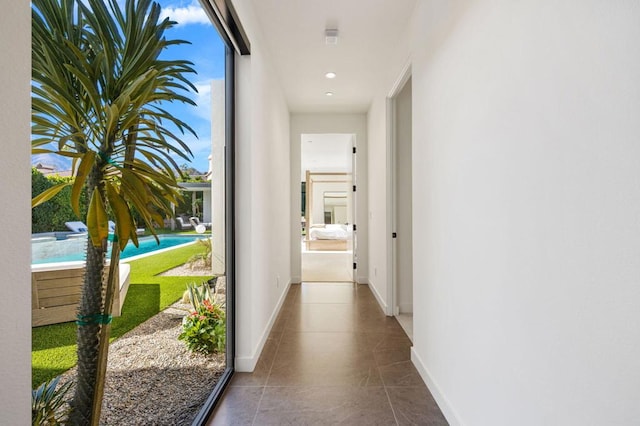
208 283 448 425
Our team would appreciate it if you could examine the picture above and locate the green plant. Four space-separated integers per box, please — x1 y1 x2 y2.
32 376 72 426
186 238 213 269
185 281 214 310
179 299 226 354
32 243 210 387
32 169 88 233
31 0 197 422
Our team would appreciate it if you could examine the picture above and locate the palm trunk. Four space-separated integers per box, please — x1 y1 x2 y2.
70 165 107 425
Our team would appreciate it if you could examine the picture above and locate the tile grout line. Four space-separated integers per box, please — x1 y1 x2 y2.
252 287 293 425
369 304 400 426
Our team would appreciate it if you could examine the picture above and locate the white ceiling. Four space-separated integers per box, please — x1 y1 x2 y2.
248 0 417 113
301 133 352 180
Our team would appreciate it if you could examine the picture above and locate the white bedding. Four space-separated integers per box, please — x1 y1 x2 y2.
309 224 350 240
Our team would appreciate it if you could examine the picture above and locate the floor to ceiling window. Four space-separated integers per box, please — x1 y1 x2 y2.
30 0 248 424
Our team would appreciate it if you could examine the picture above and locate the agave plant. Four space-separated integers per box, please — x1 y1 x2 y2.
32 377 73 426
31 0 197 423
185 279 217 311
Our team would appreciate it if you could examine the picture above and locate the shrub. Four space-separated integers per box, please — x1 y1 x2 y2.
186 238 212 269
31 168 86 233
32 376 72 425
178 299 226 354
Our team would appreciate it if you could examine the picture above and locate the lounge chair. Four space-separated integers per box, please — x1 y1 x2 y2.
65 221 88 233
175 216 193 230
109 220 145 236
66 220 144 236
189 217 210 234
189 216 212 229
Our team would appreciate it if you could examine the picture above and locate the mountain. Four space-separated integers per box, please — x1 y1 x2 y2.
31 153 72 172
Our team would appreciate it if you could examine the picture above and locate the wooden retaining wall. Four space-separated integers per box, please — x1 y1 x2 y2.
32 263 130 327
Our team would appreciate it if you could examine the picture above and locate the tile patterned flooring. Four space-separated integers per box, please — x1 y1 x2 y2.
301 250 354 282
207 282 448 425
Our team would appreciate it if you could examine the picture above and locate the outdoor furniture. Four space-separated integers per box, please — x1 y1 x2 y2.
109 220 145 236
64 221 88 233
189 216 211 229
175 216 193 230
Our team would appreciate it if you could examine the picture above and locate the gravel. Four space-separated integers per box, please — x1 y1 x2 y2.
60 267 227 425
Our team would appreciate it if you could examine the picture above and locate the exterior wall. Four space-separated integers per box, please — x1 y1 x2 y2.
211 79 225 274
389 1 640 424
0 1 31 422
232 0 292 371
290 114 368 283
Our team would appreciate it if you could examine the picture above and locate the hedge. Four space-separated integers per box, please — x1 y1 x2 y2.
31 168 86 233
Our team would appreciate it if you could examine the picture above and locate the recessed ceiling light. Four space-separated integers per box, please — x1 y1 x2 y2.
325 91 334 97
325 72 337 79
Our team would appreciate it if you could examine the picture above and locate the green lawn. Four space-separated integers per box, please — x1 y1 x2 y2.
32 242 212 387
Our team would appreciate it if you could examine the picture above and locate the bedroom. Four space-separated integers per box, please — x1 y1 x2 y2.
300 133 355 282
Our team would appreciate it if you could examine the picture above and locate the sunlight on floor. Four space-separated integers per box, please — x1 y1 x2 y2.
301 250 353 282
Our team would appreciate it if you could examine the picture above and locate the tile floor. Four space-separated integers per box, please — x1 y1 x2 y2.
207 282 448 425
301 249 354 282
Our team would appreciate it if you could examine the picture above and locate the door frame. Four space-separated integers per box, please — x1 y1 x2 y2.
385 60 412 316
300 136 357 283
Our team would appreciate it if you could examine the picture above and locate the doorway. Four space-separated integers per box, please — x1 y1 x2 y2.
391 75 413 340
300 134 355 282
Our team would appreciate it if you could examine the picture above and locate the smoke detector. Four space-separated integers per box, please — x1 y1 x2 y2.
325 29 339 45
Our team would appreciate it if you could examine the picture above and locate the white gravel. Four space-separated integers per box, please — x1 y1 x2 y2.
60 268 227 425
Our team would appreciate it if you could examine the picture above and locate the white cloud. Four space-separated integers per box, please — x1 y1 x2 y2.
160 1 209 26
192 81 212 121
169 133 212 173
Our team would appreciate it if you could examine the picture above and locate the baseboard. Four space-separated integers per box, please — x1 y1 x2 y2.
357 275 368 284
411 347 464 426
235 279 291 372
366 278 389 316
291 275 301 284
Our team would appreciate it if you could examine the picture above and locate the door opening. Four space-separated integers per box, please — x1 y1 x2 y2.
300 134 355 282
390 75 413 340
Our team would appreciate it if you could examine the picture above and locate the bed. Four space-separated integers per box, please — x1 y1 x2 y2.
305 224 351 251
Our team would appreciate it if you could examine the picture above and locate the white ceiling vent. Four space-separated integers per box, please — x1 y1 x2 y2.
325 29 339 45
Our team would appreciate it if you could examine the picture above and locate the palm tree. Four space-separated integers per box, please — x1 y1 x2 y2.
31 0 198 423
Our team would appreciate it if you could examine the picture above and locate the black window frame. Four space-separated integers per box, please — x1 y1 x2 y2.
192 1 249 423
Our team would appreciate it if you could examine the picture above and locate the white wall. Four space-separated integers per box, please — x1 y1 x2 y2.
232 0 292 371
368 0 640 424
367 57 411 313
290 114 368 283
0 1 31 423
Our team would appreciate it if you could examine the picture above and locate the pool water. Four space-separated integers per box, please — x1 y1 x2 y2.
32 234 205 264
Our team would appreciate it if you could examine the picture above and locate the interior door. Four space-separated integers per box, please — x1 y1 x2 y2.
351 135 357 283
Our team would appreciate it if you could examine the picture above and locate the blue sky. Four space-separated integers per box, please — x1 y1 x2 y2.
157 0 226 173
32 0 225 174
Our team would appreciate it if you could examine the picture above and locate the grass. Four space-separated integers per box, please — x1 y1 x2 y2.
31 242 212 388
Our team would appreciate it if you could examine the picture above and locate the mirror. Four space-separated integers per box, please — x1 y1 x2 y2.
323 191 347 224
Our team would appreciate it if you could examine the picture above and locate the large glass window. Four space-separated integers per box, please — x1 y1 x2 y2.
31 0 246 423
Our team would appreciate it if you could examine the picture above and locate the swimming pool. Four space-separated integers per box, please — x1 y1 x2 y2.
32 234 205 264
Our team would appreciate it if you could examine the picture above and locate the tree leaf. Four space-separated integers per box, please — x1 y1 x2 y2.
86 189 109 247
105 182 133 249
71 151 96 216
31 182 72 208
